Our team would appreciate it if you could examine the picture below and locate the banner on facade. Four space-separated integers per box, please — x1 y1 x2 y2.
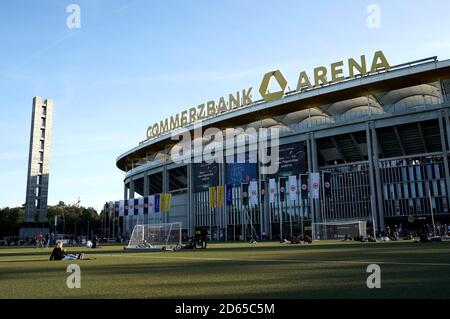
269 178 276 203
249 180 258 206
217 186 224 208
267 142 306 178
165 193 172 212
128 199 134 216
288 175 297 202
148 195 155 214
300 174 308 199
279 177 286 202
323 171 332 198
209 187 217 208
193 162 219 192
310 173 320 199
138 197 144 216
154 194 160 213
242 183 249 206
226 184 233 206
119 200 125 217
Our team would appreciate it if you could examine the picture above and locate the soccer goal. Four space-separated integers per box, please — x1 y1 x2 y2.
127 222 182 251
312 221 367 240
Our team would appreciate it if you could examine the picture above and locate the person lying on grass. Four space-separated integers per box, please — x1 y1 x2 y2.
49 240 85 261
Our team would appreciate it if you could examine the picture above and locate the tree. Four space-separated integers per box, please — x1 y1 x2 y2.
0 207 24 237
0 203 99 238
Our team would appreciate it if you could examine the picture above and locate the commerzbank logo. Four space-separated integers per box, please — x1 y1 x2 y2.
259 70 289 103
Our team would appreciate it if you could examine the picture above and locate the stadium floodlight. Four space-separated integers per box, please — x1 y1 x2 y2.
312 221 367 240
126 222 182 251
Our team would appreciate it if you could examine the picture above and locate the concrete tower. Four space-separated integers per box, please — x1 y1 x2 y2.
20 97 54 238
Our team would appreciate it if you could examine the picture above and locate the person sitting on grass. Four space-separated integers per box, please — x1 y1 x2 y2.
137 240 153 249
49 240 84 261
303 235 312 244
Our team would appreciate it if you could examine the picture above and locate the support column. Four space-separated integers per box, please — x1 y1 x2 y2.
443 109 450 213
143 172 149 196
123 182 129 200
366 123 379 232
306 133 315 228
129 179 135 199
311 133 321 224
371 122 385 232
128 179 135 236
143 172 149 226
438 111 450 208
221 162 227 241
258 163 266 241
122 182 128 236
188 163 194 236
218 162 223 240
162 165 168 224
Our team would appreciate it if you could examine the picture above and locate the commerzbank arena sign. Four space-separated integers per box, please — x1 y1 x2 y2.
146 50 390 140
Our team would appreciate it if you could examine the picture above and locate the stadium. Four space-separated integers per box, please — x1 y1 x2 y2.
113 51 450 242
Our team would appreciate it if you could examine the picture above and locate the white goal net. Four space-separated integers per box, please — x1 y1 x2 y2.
127 222 182 251
312 221 367 240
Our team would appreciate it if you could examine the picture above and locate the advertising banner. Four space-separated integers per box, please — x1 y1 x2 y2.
267 142 306 178
226 163 257 185
193 162 219 192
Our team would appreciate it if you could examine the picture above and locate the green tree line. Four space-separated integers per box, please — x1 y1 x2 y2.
0 201 101 237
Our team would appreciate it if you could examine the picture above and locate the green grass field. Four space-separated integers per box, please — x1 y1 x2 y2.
1 240 450 299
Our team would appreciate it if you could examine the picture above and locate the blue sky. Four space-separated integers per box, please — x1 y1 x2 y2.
1 0 449 212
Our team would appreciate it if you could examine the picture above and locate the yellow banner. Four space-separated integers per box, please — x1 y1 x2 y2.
209 187 217 208
217 186 224 208
166 193 172 212
160 193 166 212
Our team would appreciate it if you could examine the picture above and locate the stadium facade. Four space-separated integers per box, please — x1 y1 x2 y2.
113 51 450 241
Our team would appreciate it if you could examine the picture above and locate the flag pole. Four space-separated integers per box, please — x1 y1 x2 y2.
300 199 304 239
370 195 377 239
321 173 327 240
428 189 436 237
289 200 293 240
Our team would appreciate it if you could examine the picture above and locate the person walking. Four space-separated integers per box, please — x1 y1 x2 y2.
45 233 50 248
36 232 44 248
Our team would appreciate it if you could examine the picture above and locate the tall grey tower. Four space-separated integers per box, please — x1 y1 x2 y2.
20 97 54 238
